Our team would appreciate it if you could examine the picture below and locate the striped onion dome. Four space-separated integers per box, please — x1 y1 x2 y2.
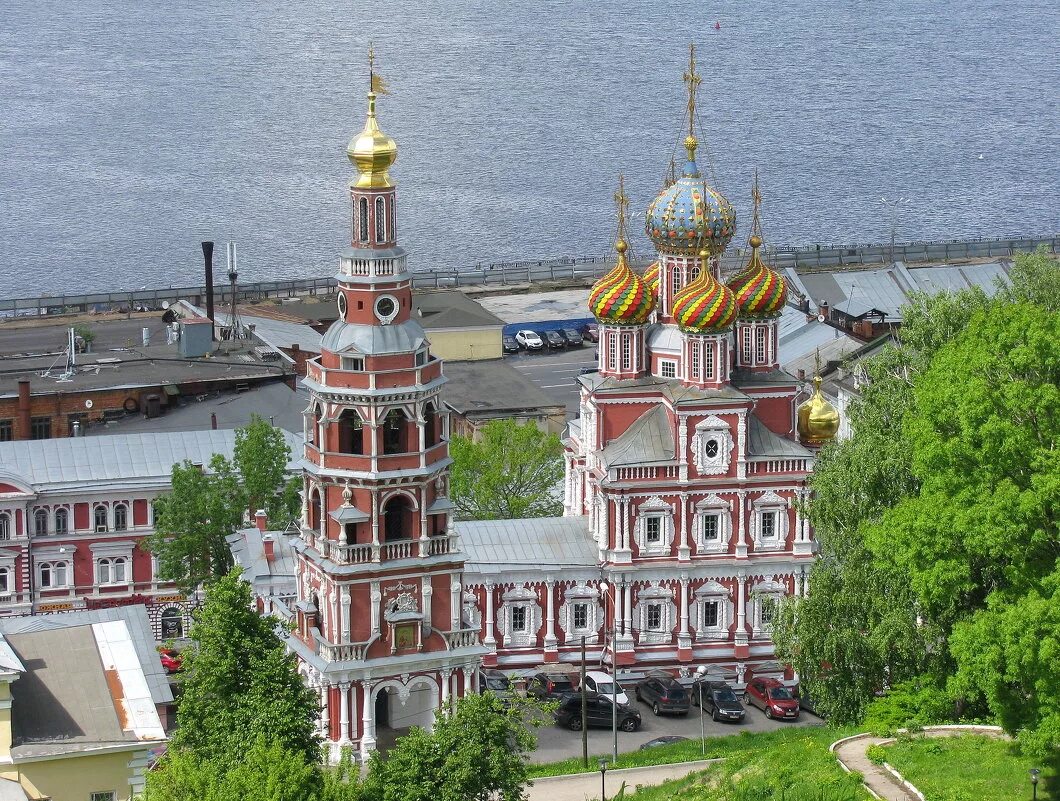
672 255 738 333
588 241 656 325
726 234 788 318
643 261 660 296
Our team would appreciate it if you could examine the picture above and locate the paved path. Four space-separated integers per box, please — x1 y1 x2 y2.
831 725 1008 801
527 759 722 801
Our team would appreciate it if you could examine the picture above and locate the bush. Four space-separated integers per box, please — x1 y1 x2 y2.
865 744 887 765
863 678 955 735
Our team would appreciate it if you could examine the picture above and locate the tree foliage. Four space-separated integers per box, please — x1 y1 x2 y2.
449 418 565 519
147 417 297 590
362 692 536 801
774 249 1060 757
172 571 321 768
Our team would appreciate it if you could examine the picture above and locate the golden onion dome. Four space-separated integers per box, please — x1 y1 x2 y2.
588 239 656 325
672 250 738 333
347 92 397 189
727 234 788 318
643 261 661 296
797 376 840 445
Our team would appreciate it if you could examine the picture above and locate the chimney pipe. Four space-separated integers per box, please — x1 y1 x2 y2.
17 379 31 440
262 533 275 562
201 241 215 342
255 509 268 533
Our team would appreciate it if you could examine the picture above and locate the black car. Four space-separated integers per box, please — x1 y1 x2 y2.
543 330 567 349
554 693 641 732
691 680 746 723
561 328 584 346
640 735 689 749
635 677 691 715
527 671 575 701
502 335 520 353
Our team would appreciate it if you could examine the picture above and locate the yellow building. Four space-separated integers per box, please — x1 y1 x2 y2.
0 609 170 801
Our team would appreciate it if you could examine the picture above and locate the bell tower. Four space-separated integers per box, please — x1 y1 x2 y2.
292 49 485 762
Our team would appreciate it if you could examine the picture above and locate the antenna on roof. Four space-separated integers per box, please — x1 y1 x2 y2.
225 242 246 341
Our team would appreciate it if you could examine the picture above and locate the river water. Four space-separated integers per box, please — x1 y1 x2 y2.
1 0 1057 295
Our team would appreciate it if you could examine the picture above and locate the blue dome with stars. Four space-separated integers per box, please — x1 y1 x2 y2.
645 155 736 258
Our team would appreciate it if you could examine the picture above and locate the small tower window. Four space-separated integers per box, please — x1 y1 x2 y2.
359 198 369 242
607 332 618 371
671 266 682 298
390 197 396 239
704 342 715 379
383 409 408 454
375 196 386 242
620 335 631 370
741 328 752 365
338 410 364 455
690 342 700 378
755 326 767 364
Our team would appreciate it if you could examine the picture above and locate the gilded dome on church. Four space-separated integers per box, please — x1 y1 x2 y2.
588 240 655 325
643 261 660 296
797 376 840 445
348 91 397 189
727 235 788 318
672 253 738 333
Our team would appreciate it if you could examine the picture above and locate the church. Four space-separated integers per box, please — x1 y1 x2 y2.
273 46 840 759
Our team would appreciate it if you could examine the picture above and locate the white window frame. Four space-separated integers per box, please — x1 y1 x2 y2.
752 491 789 551
633 497 675 555
755 326 767 364
704 341 715 379
691 415 734 476
751 579 787 636
500 586 541 648
341 356 365 372
113 503 129 532
38 560 70 589
572 603 589 630
689 342 700 378
607 332 618 372
659 359 677 379
96 556 129 586
54 507 69 535
692 580 734 640
741 326 752 364
559 583 601 644
632 583 676 645
694 494 731 552
0 566 10 594
620 335 631 370
33 508 48 536
0 512 10 540
93 504 109 533
375 196 387 242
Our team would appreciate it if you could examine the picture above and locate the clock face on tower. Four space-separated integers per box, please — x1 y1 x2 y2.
374 295 398 325
337 293 347 318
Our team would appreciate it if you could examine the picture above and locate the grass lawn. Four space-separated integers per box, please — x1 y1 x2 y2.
531 726 872 800
882 734 1056 801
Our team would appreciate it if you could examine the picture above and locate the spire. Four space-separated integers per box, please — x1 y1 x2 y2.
589 174 655 325
347 43 397 189
682 43 702 168
748 169 763 248
614 173 630 250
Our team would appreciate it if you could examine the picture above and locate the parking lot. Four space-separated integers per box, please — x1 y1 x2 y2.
504 346 596 416
529 697 821 763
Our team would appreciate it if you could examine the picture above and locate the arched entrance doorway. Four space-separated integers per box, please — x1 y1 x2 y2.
160 606 184 639
371 675 439 753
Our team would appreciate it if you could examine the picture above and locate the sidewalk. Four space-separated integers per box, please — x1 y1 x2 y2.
527 759 722 801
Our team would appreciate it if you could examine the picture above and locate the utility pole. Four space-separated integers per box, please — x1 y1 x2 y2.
881 196 907 266
580 636 588 767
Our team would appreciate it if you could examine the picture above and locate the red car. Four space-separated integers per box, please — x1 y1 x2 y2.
581 323 599 343
158 648 183 674
743 677 800 720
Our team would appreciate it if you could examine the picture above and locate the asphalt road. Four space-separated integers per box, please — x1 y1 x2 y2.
504 346 597 416
529 697 822 763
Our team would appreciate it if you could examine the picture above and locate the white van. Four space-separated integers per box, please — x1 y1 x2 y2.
582 670 629 706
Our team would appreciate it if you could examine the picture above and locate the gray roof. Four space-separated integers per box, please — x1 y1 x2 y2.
414 291 505 330
228 528 298 587
0 428 302 491
441 359 565 415
747 417 813 459
0 605 173 706
776 305 862 375
601 406 675 467
321 318 427 356
579 371 749 403
457 516 597 574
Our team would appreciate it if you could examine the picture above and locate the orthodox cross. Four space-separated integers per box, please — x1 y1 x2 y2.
683 43 702 142
750 169 763 238
614 174 630 245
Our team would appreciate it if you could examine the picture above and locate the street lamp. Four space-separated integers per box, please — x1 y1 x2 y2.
1030 768 1040 800
598 758 609 801
695 664 708 756
880 196 907 267
598 579 618 763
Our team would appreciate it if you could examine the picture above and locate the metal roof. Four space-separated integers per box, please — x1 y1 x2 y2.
441 359 563 415
457 516 597 574
601 406 675 467
321 318 427 356
0 428 302 491
747 417 813 459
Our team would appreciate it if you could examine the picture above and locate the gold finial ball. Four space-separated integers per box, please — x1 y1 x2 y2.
684 135 698 151
615 239 628 254
749 234 762 248
698 248 710 260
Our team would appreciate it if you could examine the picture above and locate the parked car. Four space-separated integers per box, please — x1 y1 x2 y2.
579 366 596 376
792 685 820 716
479 670 514 706
691 680 745 723
640 735 689 749
581 670 629 706
527 671 575 701
515 330 543 350
743 678 800 720
502 335 521 353
561 327 584 346
581 323 600 343
543 330 568 349
554 692 641 732
635 676 690 716
158 647 182 674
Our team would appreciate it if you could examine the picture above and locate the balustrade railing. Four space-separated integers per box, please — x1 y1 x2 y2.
381 540 414 560
613 465 679 481
746 459 813 475
443 628 480 650
316 637 370 663
307 528 458 564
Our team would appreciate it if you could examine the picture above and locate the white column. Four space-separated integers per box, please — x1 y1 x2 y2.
370 492 380 561
544 579 557 649
612 579 623 637
736 490 748 558
340 585 351 643
623 581 633 638
679 575 690 641
440 669 452 708
360 681 376 755
483 584 497 648
422 578 434 628
803 569 811 598
461 667 474 700
678 494 691 560
450 576 462 631
370 581 381 637
317 680 328 736
736 572 748 644
338 683 351 744
794 571 804 599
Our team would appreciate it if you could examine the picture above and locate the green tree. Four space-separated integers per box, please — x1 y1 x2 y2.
173 571 321 768
235 415 300 525
363 692 536 801
449 418 564 519
148 454 244 592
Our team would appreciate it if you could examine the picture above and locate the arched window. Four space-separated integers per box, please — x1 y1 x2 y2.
39 561 68 588
114 504 128 531
423 402 438 448
359 197 369 242
161 607 183 638
94 505 108 532
97 556 128 585
0 514 8 540
383 495 412 541
383 409 407 454
0 567 9 593
375 196 386 242
54 508 69 535
311 593 323 632
310 488 322 534
338 409 364 455
390 197 396 240
671 265 682 298
34 508 48 536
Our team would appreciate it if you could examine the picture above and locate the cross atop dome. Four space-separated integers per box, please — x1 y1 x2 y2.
682 42 702 165
614 173 631 247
